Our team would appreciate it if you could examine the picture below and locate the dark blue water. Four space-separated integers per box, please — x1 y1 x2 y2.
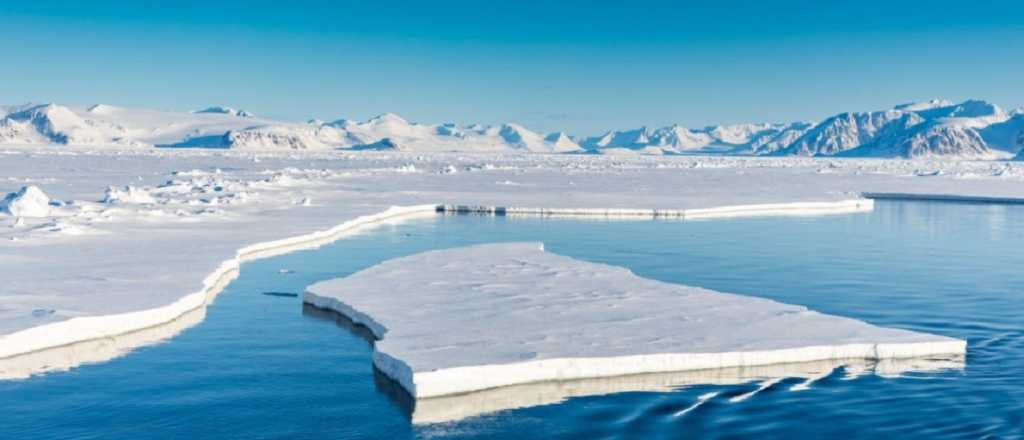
2 201 1022 438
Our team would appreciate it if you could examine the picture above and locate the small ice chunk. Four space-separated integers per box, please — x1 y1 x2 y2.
0 186 52 218
103 186 156 204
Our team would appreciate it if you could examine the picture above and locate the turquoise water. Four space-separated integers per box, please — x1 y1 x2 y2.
2 200 1023 438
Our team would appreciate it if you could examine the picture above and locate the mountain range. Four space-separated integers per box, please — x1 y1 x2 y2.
1 99 1022 159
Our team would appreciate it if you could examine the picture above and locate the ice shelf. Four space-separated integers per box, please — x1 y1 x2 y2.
305 242 966 399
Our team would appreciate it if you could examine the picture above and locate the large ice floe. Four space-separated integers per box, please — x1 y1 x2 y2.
305 242 965 404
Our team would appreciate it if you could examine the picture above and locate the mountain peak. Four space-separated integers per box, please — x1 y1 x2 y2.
544 131 572 142
366 112 408 125
193 106 254 117
87 104 121 114
893 98 953 112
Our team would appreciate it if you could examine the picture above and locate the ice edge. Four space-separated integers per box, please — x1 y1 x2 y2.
437 198 873 219
303 288 966 400
0 205 438 363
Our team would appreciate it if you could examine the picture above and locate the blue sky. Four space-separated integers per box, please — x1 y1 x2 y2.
1 1 1022 134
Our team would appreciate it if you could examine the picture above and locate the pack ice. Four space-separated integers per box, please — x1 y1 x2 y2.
305 242 966 399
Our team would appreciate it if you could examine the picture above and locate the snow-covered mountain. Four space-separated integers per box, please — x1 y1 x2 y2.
0 103 283 148
579 99 1018 159
1 99 1020 159
776 99 1013 159
0 103 143 147
192 106 255 118
0 104 580 153
980 113 1024 154
778 110 924 157
579 122 814 155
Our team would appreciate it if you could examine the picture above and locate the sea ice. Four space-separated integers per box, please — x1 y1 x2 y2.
305 243 966 399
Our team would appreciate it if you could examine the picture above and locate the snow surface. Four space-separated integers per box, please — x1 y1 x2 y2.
2 149 1024 378
305 243 965 399
1 186 52 218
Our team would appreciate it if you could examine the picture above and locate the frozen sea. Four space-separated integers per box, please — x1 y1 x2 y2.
1 200 1021 438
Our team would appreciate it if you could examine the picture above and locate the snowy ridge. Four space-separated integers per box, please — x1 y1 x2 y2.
1 98 1020 157
584 99 1020 158
578 123 811 155
192 106 254 117
190 114 583 152
778 99 1012 158
304 242 965 399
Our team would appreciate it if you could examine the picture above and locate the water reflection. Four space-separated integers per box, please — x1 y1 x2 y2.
0 305 207 380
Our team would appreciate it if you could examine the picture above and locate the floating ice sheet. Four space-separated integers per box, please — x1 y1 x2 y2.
305 243 966 400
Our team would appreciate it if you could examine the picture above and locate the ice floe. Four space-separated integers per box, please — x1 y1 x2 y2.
305 243 966 400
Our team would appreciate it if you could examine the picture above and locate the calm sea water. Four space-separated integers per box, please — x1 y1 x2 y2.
2 200 1022 438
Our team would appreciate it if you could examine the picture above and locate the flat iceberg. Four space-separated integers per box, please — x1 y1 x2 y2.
304 242 966 400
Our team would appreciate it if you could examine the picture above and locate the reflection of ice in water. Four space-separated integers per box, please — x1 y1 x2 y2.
673 392 719 417
0 305 207 380
402 355 964 424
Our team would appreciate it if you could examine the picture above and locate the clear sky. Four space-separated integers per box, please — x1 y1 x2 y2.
1 1 1022 135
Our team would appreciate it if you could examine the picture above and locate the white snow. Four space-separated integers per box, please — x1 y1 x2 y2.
0 186 52 218
103 186 157 204
304 243 965 399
